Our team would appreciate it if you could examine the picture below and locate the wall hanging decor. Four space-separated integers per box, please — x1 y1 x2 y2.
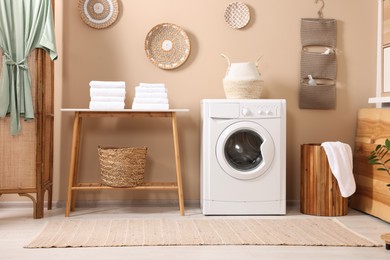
145 23 191 70
78 0 119 29
224 2 250 29
299 0 337 110
221 54 263 99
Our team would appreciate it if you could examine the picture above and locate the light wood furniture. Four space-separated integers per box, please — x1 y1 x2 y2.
300 144 348 216
61 109 188 217
0 49 54 219
383 0 390 46
381 233 390 250
350 108 390 223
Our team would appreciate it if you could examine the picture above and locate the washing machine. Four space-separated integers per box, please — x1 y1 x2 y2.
200 99 286 215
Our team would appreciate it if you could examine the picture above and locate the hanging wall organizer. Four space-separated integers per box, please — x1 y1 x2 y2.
299 0 337 110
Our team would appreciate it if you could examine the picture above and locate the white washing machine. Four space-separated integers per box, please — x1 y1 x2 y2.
200 99 286 215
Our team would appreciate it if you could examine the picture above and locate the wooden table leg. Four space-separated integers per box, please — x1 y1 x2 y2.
171 112 185 216
65 112 82 217
47 185 53 210
71 116 82 211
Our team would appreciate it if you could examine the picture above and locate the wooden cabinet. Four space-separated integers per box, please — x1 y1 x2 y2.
0 49 54 219
350 108 390 223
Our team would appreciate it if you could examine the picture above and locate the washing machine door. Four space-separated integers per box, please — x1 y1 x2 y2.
216 121 275 180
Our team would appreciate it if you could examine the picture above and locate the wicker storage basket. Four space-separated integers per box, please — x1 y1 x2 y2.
223 79 263 99
98 146 147 187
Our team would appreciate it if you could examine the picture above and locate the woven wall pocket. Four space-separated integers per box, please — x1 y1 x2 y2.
98 146 147 187
300 51 336 80
299 83 336 110
299 16 338 110
301 18 337 47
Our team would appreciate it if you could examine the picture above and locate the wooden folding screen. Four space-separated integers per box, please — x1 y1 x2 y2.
0 46 54 218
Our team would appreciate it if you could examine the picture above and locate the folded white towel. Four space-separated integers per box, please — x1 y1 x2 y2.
135 92 168 98
135 86 166 93
132 103 169 110
91 96 125 102
90 88 126 97
139 83 165 88
89 81 126 88
133 97 168 104
89 101 125 110
321 142 356 198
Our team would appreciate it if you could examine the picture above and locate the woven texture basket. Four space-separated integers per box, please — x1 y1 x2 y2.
98 146 147 187
223 79 263 99
224 2 250 29
78 0 119 29
145 23 190 70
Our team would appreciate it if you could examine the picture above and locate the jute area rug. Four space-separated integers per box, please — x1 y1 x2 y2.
25 218 381 248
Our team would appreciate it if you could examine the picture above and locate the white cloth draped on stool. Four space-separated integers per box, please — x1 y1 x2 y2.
321 141 356 198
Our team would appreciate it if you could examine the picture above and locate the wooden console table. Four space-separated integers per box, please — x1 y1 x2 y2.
61 109 189 217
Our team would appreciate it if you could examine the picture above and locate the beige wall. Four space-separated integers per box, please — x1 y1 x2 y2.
50 0 378 205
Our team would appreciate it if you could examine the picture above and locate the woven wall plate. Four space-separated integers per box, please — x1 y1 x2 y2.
224 2 250 29
78 0 119 29
145 23 191 70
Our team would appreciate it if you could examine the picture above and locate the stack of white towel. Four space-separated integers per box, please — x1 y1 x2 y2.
89 81 126 110
132 83 169 110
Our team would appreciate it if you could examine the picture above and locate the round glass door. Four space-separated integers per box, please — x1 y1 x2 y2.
224 130 263 171
216 121 275 180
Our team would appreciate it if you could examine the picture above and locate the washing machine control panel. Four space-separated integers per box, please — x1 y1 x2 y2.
240 102 280 118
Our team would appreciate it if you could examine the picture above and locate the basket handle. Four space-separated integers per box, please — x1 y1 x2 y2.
256 55 263 75
221 53 231 77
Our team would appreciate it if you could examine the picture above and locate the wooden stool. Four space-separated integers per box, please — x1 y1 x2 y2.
300 144 348 216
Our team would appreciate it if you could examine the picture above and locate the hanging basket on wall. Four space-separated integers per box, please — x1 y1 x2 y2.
224 2 251 29
145 23 191 70
78 0 119 29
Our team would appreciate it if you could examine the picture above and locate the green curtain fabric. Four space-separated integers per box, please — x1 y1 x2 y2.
0 0 57 135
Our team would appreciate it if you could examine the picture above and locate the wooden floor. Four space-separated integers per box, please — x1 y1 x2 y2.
0 203 389 260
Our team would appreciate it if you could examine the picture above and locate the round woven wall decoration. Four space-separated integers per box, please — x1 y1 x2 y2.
145 23 191 70
224 2 250 29
78 0 119 29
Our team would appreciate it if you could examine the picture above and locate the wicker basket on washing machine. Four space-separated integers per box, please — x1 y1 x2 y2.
221 54 264 99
